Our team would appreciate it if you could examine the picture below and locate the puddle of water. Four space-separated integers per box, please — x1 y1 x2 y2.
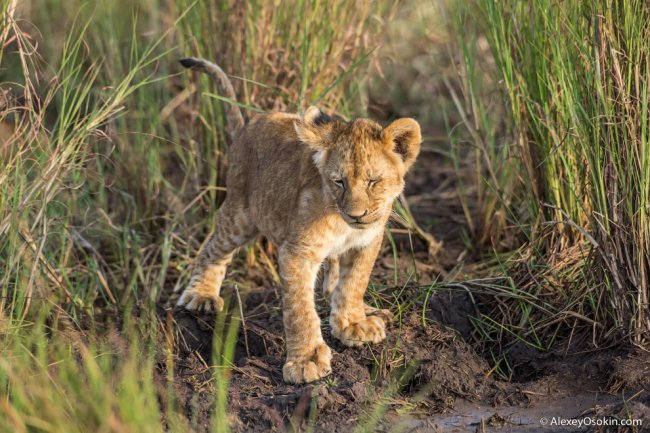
395 391 619 432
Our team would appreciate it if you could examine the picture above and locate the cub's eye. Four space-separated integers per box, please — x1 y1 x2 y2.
367 178 380 187
332 178 345 188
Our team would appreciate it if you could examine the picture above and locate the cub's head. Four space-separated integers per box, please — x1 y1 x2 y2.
295 106 421 228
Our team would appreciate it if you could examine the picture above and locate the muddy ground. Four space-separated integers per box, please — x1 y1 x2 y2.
160 149 650 433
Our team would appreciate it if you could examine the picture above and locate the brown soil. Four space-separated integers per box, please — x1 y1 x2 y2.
160 149 650 433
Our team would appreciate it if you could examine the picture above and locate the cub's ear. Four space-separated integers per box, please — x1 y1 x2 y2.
382 118 421 171
295 106 333 150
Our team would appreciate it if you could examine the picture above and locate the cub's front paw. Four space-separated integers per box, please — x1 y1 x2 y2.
332 315 386 347
364 305 393 324
176 289 224 313
282 343 332 384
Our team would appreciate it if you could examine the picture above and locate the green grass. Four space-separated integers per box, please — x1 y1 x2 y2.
446 0 650 367
2 310 170 433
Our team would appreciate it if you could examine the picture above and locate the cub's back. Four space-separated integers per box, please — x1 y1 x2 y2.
227 112 323 241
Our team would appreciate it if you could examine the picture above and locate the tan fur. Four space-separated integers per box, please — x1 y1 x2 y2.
177 59 421 384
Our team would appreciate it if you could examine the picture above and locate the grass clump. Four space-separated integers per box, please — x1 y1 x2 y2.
449 0 650 362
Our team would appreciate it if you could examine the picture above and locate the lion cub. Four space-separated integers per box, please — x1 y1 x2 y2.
177 57 421 384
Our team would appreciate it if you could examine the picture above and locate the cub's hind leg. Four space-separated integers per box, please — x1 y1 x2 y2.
177 201 257 312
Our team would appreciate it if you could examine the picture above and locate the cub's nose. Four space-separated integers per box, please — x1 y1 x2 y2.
345 209 368 220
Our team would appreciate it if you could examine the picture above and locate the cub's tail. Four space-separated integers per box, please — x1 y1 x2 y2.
179 57 245 135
